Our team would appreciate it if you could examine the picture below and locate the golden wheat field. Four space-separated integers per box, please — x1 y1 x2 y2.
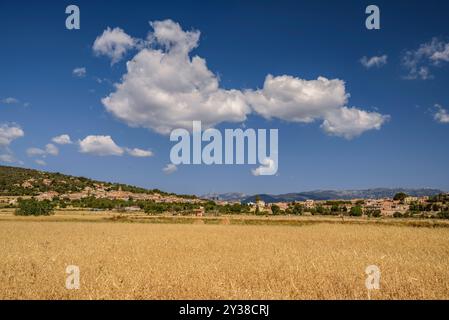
1 215 449 300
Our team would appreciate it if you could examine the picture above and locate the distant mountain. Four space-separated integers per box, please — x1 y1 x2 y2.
201 192 248 202
207 188 446 203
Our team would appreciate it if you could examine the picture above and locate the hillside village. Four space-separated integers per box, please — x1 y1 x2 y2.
1 166 448 218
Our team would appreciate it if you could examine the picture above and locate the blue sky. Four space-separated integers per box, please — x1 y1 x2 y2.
1 0 449 195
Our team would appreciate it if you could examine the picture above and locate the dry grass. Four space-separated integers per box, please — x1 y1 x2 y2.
1 218 449 299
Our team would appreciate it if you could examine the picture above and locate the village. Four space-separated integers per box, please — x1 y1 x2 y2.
1 178 448 218
207 190 449 218
239 195 438 217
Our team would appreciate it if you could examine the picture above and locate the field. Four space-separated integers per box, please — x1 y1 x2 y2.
1 210 449 299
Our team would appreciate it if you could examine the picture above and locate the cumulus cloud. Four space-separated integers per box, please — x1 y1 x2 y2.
26 147 46 157
1 97 30 107
26 143 59 157
246 75 348 123
163 163 177 174
93 27 136 64
45 143 59 156
320 107 389 139
402 38 449 79
246 75 389 139
99 19 388 139
102 20 249 135
0 124 24 146
1 97 19 104
126 148 153 157
35 159 46 166
52 134 73 145
434 104 449 123
360 55 388 68
78 135 152 157
78 135 124 156
0 154 15 163
72 67 86 77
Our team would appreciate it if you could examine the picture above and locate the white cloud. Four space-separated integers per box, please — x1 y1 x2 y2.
163 163 177 174
0 154 15 163
100 19 388 139
149 20 200 55
52 134 72 145
320 107 389 139
360 55 388 68
78 135 154 157
26 147 46 157
431 44 449 62
26 144 59 157
93 27 136 64
246 75 389 139
101 19 250 135
402 38 449 79
1 97 19 104
72 67 86 77
126 148 153 157
78 135 154 158
78 135 124 156
434 104 449 123
35 159 46 166
45 143 59 156
1 98 30 108
246 75 348 123
0 124 24 146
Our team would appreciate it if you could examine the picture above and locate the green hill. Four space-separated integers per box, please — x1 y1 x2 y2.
0 165 176 197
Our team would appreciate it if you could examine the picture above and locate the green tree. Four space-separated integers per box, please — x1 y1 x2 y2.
15 199 55 216
291 203 303 215
350 205 363 217
393 192 408 201
271 204 281 215
438 211 449 219
393 211 403 218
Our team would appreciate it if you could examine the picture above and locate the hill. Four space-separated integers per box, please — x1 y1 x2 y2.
0 165 186 198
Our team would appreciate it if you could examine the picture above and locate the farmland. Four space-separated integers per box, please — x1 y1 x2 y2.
1 210 448 299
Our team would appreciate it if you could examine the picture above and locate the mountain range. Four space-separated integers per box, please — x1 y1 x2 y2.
202 188 446 203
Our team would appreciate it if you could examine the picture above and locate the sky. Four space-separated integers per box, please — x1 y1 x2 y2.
1 0 449 195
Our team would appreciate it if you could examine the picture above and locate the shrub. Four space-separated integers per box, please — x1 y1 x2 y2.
392 211 403 218
393 192 408 201
271 204 281 215
367 209 381 218
437 211 449 219
350 206 363 217
15 199 55 216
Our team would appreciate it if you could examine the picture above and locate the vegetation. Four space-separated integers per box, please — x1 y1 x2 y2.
286 203 304 215
270 204 281 215
393 192 408 201
15 198 55 216
393 211 404 218
0 165 195 199
350 205 363 217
